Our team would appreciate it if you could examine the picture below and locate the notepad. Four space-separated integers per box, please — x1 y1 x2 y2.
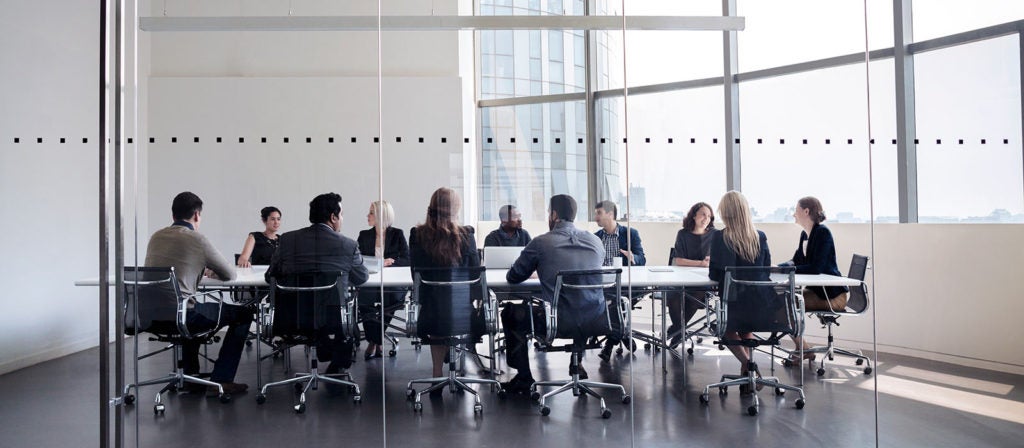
647 267 675 272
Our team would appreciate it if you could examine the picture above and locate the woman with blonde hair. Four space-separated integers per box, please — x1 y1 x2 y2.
357 200 409 360
408 188 481 382
708 191 772 390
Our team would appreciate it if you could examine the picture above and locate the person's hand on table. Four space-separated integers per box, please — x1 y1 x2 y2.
237 258 251 268
384 258 395 267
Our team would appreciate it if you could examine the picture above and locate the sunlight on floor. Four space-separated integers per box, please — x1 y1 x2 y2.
861 374 1024 425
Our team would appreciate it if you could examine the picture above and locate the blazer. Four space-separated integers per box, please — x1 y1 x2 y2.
791 223 848 299
594 224 647 266
265 223 369 289
357 226 410 267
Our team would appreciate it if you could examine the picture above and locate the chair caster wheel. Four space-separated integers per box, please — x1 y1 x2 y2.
388 350 397 357
686 347 694 355
699 393 709 405
816 368 826 376
855 358 864 365
497 389 507 399
219 393 231 404
473 404 483 414
782 358 794 367
863 367 873 375
413 402 423 412
167 383 178 392
718 387 728 396
530 391 541 401
601 408 612 419
246 341 253 347
747 405 758 416
717 345 725 350
540 406 550 416
256 394 267 404
775 387 785 396
696 337 703 344
615 347 623 355
621 395 631 404
124 394 135 405
154 403 165 415
353 395 362 404
406 389 415 400
294 403 306 414
795 398 805 409
643 343 651 351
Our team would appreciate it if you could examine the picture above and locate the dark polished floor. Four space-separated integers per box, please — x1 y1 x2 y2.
1 328 1022 448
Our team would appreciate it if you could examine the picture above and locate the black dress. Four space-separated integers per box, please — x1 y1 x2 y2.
356 227 410 347
249 231 279 265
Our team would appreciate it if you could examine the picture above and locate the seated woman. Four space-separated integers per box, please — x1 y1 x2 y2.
408 188 481 384
783 196 849 363
667 201 717 347
237 206 281 267
357 200 409 360
709 191 771 388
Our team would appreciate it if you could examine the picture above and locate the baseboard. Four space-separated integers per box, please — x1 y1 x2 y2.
801 336 1024 376
0 337 100 375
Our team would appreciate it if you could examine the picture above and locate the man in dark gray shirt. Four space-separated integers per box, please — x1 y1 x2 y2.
501 194 606 394
483 204 532 247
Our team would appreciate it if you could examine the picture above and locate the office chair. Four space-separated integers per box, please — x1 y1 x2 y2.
699 266 806 416
358 286 408 357
791 254 873 376
529 268 632 418
405 266 502 413
256 271 362 413
664 247 719 356
121 266 231 415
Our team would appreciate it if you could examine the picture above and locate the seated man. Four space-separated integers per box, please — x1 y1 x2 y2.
593 200 646 361
144 191 253 395
266 192 369 374
484 204 532 247
501 194 607 394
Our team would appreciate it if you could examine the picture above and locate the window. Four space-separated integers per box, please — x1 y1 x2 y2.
914 35 1023 222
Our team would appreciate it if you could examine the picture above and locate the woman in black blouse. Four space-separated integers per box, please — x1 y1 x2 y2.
784 196 849 363
236 206 281 267
409 188 480 380
667 202 717 347
709 191 772 380
357 200 409 360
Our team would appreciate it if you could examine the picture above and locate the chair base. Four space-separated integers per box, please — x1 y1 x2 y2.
405 344 502 413
123 345 230 414
256 347 362 412
787 319 873 375
529 352 630 418
700 362 805 415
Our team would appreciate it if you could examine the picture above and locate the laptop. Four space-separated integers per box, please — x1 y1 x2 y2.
483 246 525 269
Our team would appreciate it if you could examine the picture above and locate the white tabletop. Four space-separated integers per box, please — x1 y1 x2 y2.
76 265 860 289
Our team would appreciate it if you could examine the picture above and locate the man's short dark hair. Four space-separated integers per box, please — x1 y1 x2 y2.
549 194 577 222
171 192 203 221
498 204 516 221
595 200 618 220
309 192 342 224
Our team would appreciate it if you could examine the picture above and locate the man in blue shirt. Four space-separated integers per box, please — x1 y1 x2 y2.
593 200 646 361
484 204 532 247
501 194 607 394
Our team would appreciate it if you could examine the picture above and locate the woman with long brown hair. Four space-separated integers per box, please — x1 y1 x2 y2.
408 188 481 382
709 191 772 390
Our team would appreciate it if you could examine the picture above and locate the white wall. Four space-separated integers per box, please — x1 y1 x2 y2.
0 2 102 374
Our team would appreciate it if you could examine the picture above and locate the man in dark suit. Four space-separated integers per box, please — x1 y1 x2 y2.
266 192 369 373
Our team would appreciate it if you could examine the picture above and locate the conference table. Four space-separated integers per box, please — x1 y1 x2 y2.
77 265 861 374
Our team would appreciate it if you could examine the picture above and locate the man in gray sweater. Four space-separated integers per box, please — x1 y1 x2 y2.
145 192 253 395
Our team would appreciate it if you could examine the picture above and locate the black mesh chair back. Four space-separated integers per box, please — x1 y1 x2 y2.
123 266 184 336
846 254 870 313
411 266 487 339
720 266 799 339
269 271 355 342
549 268 621 342
668 247 677 265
